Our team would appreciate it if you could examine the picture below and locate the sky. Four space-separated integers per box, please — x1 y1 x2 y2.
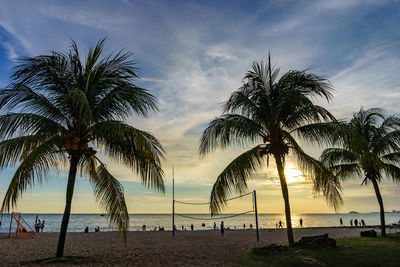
0 0 400 214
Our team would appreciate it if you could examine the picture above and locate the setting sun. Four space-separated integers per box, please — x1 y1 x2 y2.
284 164 304 184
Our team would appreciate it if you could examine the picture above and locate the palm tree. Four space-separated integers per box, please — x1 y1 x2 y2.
320 108 400 237
199 55 341 246
0 39 165 257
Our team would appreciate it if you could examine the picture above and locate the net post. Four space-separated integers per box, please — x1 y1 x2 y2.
8 212 13 238
172 166 175 237
253 190 259 242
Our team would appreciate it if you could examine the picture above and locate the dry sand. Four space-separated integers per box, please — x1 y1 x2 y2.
0 227 377 266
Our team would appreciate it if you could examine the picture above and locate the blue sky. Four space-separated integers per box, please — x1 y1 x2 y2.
0 0 400 214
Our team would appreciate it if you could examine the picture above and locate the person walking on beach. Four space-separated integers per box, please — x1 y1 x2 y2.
278 220 283 228
34 216 39 233
41 220 45 232
36 219 41 233
299 218 303 227
243 223 246 229
213 222 216 230
190 224 194 231
340 218 343 226
220 221 224 237
350 219 353 227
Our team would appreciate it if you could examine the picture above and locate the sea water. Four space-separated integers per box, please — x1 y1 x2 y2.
1 213 400 233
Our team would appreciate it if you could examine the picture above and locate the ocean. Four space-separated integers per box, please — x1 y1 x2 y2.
1 213 400 233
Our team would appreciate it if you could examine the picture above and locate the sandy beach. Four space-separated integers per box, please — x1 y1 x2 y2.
0 227 380 266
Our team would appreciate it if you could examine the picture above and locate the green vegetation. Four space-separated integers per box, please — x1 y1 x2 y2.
237 233 400 267
320 108 400 237
199 55 340 246
0 39 165 257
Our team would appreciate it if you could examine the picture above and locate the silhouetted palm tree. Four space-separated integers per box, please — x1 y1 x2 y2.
199 55 340 246
0 39 165 257
320 108 400 237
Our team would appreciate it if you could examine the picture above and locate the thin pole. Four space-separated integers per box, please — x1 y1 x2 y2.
172 166 175 237
253 190 259 242
8 212 13 238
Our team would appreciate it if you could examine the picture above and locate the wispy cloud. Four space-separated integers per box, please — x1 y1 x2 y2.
0 0 399 213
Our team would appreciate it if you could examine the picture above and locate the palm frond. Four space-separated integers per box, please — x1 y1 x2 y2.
91 120 165 192
199 114 264 156
210 145 263 215
291 122 342 146
1 137 65 212
285 133 343 210
328 163 363 180
0 84 68 124
381 163 400 183
320 148 358 166
0 135 61 168
284 105 336 131
381 152 400 164
0 113 66 140
83 157 129 241
94 83 158 121
277 70 333 102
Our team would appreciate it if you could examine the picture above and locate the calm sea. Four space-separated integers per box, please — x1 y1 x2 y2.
1 213 400 233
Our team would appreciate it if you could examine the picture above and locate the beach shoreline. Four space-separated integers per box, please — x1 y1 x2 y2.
0 227 385 266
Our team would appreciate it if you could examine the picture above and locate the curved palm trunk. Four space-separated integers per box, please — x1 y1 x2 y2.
56 154 80 257
275 157 295 246
371 178 386 237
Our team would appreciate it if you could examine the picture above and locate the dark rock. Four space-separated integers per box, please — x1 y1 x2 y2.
360 230 377 237
298 234 337 249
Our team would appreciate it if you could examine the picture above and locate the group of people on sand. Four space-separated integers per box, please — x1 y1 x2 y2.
350 218 366 227
275 218 303 229
339 217 367 227
34 216 45 233
84 226 100 233
152 226 165 231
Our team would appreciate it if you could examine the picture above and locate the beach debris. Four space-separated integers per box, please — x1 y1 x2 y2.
360 230 377 237
297 233 337 249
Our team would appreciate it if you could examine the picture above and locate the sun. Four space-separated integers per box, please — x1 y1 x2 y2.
284 164 304 184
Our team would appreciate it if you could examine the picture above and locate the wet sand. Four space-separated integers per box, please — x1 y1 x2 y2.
0 227 379 266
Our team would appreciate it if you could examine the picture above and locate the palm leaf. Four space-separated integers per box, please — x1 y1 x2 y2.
83 157 129 241
1 136 65 212
209 145 263 215
199 114 264 155
91 120 165 192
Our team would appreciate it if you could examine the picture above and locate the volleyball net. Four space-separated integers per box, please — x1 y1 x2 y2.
172 190 260 241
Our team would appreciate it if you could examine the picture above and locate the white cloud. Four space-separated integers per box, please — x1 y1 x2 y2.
0 0 399 213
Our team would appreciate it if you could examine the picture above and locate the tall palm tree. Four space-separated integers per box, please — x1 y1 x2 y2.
199 55 341 246
0 40 165 257
320 108 400 237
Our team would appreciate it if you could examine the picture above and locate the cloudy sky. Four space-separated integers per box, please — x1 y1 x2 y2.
0 0 399 214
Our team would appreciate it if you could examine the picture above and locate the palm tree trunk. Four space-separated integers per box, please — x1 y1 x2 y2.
56 154 80 257
275 157 295 246
371 178 386 237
